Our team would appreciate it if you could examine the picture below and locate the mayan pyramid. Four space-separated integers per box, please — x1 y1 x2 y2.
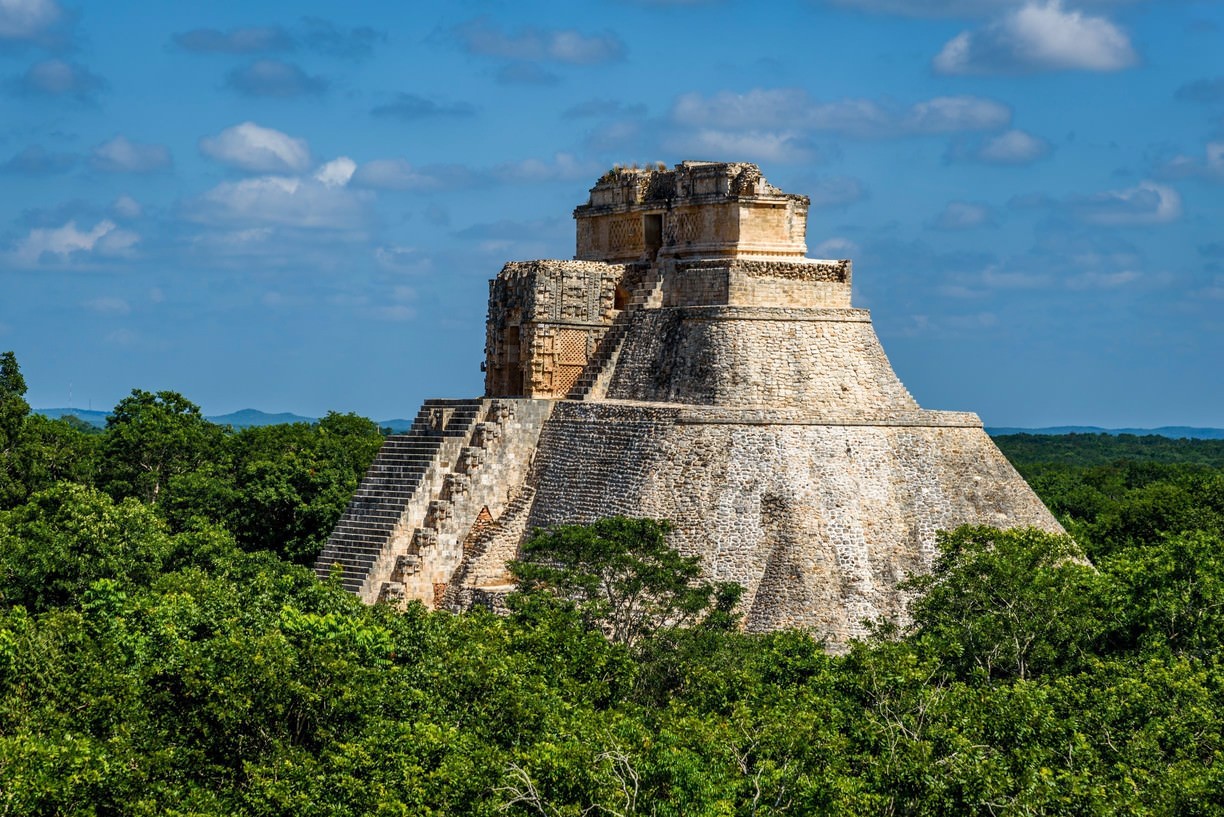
316 161 1063 644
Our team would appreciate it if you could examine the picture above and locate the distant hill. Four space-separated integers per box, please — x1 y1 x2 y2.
209 409 317 428
38 408 1219 439
987 426 1224 440
36 408 112 428
35 407 418 432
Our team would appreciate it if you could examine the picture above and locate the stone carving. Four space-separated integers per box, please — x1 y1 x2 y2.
317 161 1063 647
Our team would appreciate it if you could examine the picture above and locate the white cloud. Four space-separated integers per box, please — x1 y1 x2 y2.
111 195 142 219
186 169 371 231
824 0 1144 17
902 96 1012 132
199 122 311 174
9 219 139 265
350 159 476 191
1072 181 1182 225
671 89 1009 137
934 1 1137 75
664 129 815 164
374 245 432 273
314 156 356 187
89 135 171 173
493 152 599 183
0 0 63 42
958 129 1053 164
1160 142 1224 182
930 201 994 230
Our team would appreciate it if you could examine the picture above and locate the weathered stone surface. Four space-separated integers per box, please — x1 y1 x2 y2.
320 161 1064 647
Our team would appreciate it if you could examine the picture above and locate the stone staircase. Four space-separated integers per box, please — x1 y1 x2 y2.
314 399 483 593
567 266 663 400
371 398 553 607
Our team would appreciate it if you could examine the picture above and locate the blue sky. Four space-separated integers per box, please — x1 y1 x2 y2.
1 0 1220 427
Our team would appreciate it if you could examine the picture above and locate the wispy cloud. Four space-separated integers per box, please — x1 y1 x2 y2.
370 93 476 120
805 176 869 208
1064 181 1183 225
83 296 131 315
199 122 312 174
185 167 371 232
946 128 1053 164
491 153 600 183
1175 77 1224 105
671 89 1010 137
225 59 326 97
933 1 1138 75
664 129 817 164
929 201 995 230
172 25 293 54
171 18 384 60
10 58 104 101
0 0 71 48
300 17 385 60
822 0 1146 18
6 219 139 267
350 160 478 191
1158 142 1224 182
89 135 172 173
453 17 626 64
562 99 649 119
0 143 76 174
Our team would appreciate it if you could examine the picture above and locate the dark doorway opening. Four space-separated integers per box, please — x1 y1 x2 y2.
643 214 663 259
614 284 631 311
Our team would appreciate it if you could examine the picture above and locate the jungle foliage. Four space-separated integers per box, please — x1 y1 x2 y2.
2 351 1223 815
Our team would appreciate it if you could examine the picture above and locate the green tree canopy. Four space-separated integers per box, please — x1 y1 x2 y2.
0 352 30 508
510 516 742 648
100 390 224 506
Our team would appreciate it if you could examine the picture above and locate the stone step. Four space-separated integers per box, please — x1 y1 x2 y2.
314 397 487 596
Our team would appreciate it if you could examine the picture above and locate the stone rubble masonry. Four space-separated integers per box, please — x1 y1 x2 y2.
319 160 1064 648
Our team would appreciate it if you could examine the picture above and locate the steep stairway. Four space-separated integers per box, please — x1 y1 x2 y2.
314 399 483 593
566 266 663 400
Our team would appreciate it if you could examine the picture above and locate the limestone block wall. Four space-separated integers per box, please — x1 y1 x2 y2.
605 307 918 412
523 401 1063 645
662 259 852 309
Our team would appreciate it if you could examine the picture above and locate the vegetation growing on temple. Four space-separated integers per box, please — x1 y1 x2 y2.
2 351 1223 814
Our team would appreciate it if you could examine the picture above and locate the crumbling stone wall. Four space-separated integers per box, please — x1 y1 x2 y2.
662 258 852 309
524 401 1062 643
574 161 811 263
484 261 626 398
604 307 919 411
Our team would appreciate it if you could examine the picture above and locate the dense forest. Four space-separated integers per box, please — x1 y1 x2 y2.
2 349 1223 815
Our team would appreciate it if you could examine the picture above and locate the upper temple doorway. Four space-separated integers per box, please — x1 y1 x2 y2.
644 213 663 260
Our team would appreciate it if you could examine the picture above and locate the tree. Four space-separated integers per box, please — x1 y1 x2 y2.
100 390 224 505
904 526 1104 682
0 352 30 508
0 483 174 610
509 517 742 649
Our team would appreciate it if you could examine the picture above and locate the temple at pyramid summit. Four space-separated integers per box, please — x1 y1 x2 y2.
315 161 1063 644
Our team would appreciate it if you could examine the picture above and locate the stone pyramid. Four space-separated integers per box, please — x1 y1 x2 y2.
316 161 1062 645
